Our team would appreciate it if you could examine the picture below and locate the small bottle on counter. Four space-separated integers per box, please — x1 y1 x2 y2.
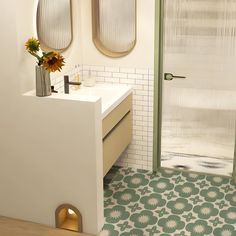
70 65 81 91
74 65 81 83
83 69 95 87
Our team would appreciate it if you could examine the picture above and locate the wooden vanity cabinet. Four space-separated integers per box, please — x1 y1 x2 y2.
102 94 132 176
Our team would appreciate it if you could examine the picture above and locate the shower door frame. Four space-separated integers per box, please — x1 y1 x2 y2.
153 0 236 179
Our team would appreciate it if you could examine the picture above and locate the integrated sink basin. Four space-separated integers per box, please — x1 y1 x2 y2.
25 84 132 119
68 84 133 118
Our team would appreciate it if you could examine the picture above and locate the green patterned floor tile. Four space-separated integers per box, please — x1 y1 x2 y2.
101 167 236 236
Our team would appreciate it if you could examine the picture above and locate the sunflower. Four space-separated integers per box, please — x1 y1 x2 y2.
25 37 40 53
42 52 65 72
25 37 65 72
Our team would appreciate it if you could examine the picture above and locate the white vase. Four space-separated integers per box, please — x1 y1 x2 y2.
35 65 51 97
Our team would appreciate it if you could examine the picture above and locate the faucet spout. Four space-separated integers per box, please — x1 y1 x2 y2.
64 75 81 94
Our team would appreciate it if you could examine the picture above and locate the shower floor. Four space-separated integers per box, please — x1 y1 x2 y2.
161 108 235 176
161 152 233 176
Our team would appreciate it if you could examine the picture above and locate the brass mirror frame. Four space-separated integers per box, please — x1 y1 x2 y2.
37 0 73 52
92 0 137 58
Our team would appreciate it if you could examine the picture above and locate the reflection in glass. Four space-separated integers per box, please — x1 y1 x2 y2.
161 0 236 176
37 0 72 51
92 0 136 57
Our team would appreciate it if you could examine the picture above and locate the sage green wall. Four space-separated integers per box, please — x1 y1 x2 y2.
233 132 236 182
153 0 163 171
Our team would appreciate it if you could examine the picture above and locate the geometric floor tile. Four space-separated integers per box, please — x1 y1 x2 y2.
100 166 236 236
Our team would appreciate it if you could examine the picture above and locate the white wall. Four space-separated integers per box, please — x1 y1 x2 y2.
0 1 18 96
0 0 104 234
80 0 155 68
44 0 156 170
0 1 156 233
0 95 104 234
16 0 83 94
78 0 155 170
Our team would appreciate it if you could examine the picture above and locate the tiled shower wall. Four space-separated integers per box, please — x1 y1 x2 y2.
51 65 154 170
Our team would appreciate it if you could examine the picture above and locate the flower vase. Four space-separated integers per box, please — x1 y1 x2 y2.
35 65 51 97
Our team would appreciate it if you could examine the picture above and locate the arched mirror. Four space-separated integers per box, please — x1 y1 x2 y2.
37 0 73 51
92 0 137 58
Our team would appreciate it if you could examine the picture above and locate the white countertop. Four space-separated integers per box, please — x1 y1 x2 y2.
24 84 133 119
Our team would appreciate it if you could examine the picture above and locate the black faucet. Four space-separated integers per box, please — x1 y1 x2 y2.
64 75 81 94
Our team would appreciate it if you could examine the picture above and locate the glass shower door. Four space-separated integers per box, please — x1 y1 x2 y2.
161 0 236 176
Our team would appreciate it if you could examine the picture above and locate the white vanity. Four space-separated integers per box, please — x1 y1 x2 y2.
20 84 132 234
69 84 133 176
25 84 133 176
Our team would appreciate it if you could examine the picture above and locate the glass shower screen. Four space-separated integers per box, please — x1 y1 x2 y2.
161 0 236 176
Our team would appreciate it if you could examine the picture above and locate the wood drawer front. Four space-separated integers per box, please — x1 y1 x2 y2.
103 112 132 176
102 94 132 139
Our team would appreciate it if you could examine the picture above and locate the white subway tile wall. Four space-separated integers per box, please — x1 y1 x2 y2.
51 64 82 93
51 64 154 170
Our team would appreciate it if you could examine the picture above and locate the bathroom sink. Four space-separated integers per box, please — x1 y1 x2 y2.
68 84 133 118
24 84 133 119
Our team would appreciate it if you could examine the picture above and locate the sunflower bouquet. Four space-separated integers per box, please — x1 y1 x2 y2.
25 37 65 72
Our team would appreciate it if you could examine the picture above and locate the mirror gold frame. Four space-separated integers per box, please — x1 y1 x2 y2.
92 0 137 58
37 0 73 52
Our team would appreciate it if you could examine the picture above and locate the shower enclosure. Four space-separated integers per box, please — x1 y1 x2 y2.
155 0 236 176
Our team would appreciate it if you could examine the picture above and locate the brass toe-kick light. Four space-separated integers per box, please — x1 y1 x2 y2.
55 204 82 232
